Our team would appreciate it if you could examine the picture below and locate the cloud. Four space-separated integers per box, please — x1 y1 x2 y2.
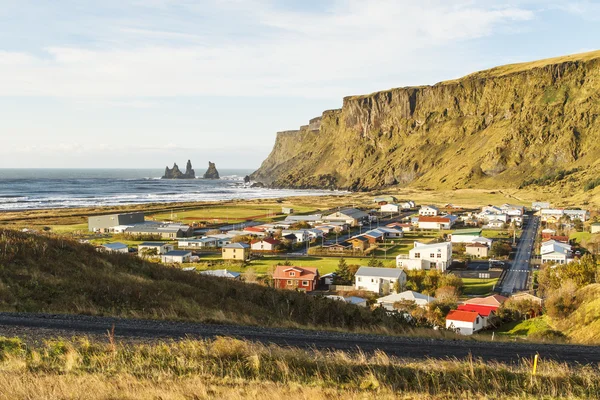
0 0 536 99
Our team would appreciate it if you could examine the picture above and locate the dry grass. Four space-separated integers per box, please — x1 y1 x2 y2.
0 336 598 399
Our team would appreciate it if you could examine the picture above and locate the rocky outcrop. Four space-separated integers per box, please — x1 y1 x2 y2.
251 50 600 192
162 160 195 179
203 162 220 179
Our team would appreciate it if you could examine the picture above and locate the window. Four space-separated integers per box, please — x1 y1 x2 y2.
287 280 293 285
290 272 296 277
430 253 435 258
437 254 442 258
476 317 480 324
302 280 309 286
233 255 236 259
414 253 420 258
358 277 362 282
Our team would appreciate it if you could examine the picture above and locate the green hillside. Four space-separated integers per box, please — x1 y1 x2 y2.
252 50 600 199
0 229 400 332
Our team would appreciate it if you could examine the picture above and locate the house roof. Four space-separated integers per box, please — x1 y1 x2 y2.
139 242 171 247
364 229 384 238
421 205 440 210
418 216 451 223
223 242 250 249
163 250 192 257
180 237 217 243
244 226 266 232
102 242 128 250
282 233 297 240
465 294 507 307
199 269 241 278
377 291 435 304
446 310 481 323
355 266 405 279
349 236 369 242
470 236 493 244
457 304 495 317
273 265 319 280
251 238 280 245
466 242 488 248
413 241 452 251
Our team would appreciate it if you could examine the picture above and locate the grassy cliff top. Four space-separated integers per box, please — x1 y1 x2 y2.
346 49 600 100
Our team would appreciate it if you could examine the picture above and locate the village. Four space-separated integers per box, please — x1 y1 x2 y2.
82 196 595 336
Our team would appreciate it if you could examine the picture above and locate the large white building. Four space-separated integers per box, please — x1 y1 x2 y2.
354 267 407 295
540 240 573 265
540 209 590 222
417 216 458 230
419 205 439 216
396 242 453 272
450 228 483 243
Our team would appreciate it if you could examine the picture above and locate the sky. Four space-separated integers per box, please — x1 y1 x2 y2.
0 0 599 169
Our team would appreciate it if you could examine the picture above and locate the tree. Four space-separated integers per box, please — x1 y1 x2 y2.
434 286 459 303
393 299 417 313
334 258 352 284
491 241 512 258
545 280 579 319
574 219 584 232
368 258 384 268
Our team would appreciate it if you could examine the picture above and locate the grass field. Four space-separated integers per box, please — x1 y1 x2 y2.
462 277 499 296
1 336 599 399
570 231 592 243
496 316 553 337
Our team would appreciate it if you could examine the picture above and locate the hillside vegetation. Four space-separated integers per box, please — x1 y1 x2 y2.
252 50 600 199
0 229 401 332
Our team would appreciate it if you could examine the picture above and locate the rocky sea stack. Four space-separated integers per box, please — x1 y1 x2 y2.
162 160 195 179
203 161 220 179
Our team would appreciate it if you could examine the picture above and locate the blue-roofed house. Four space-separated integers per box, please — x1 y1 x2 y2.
199 269 242 280
101 242 129 254
161 250 192 263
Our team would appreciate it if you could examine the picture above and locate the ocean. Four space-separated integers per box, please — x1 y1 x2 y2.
0 169 337 211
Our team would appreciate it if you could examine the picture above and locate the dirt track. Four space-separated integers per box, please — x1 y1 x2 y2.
1 312 599 364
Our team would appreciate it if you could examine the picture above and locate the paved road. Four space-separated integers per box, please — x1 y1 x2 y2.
1 312 599 364
498 215 540 295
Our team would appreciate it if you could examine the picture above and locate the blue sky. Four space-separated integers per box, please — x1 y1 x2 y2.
0 0 598 169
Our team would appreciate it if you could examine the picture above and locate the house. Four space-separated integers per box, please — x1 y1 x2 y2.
419 205 439 216
320 272 336 287
284 214 323 225
326 295 368 307
222 243 251 261
100 242 129 253
399 200 416 209
541 228 557 239
376 290 435 311
541 209 590 222
486 219 506 229
548 235 570 244
540 240 573 265
306 228 324 239
282 230 310 243
457 304 496 327
161 250 192 263
501 204 524 217
125 223 193 239
363 229 384 243
465 242 489 258
282 207 294 214
592 223 600 234
348 236 369 251
450 228 483 243
354 266 407 295
138 242 175 257
465 294 507 309
324 241 353 253
470 236 493 246
396 242 452 272
381 203 400 213
323 208 369 227
88 212 145 233
417 216 457 230
511 292 544 307
178 237 218 248
273 266 319 292
532 202 551 211
281 233 297 244
376 227 404 238
387 222 413 232
243 226 267 236
205 233 236 248
445 310 485 335
199 269 241 280
251 238 281 251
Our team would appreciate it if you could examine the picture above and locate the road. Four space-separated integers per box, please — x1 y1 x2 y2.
1 312 599 364
498 215 540 295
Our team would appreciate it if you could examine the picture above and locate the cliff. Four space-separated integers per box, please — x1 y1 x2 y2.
203 161 220 179
162 160 195 179
251 50 600 192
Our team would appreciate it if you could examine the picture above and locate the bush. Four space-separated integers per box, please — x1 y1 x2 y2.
545 281 579 319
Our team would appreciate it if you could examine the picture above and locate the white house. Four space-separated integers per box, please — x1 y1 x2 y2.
445 310 485 335
354 266 407 295
541 240 573 265
399 200 416 209
178 237 218 248
486 219 506 229
205 234 236 247
282 230 310 243
101 242 129 254
419 205 439 216
450 228 483 243
376 227 404 238
396 242 452 272
381 203 400 213
417 215 457 230
138 242 175 257
376 291 436 311
250 238 280 251
323 208 369 226
532 202 551 210
501 204 524 217
161 250 192 263
470 236 493 246
541 209 590 222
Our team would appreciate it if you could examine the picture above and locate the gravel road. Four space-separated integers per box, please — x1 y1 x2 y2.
1 312 599 364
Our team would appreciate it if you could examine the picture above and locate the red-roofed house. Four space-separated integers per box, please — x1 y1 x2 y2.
548 235 570 244
465 295 507 309
250 238 281 251
273 266 319 292
417 216 456 230
457 304 496 327
446 310 485 335
244 226 267 235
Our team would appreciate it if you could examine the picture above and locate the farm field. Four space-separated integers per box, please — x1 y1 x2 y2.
462 277 499 296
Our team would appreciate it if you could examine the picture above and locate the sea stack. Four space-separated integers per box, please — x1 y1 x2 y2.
162 160 196 179
203 161 220 179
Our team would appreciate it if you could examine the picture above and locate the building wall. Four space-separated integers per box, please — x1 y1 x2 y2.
88 212 145 232
355 275 404 295
446 318 484 335
466 246 489 257
275 278 315 291
251 242 275 251
222 247 250 260
451 234 480 243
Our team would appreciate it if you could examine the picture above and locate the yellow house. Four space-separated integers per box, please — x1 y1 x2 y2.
222 243 250 261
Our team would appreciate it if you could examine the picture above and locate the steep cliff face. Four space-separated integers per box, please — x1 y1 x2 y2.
252 51 600 191
203 161 220 179
162 160 195 179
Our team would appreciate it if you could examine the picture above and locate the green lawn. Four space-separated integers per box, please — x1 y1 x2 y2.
570 231 592 244
482 229 514 239
496 316 553 337
46 223 88 234
462 277 499 296
150 204 319 223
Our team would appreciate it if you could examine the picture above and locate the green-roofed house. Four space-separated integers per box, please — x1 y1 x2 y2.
450 228 483 243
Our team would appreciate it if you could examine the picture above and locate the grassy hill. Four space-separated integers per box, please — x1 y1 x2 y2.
0 229 401 332
252 50 600 199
